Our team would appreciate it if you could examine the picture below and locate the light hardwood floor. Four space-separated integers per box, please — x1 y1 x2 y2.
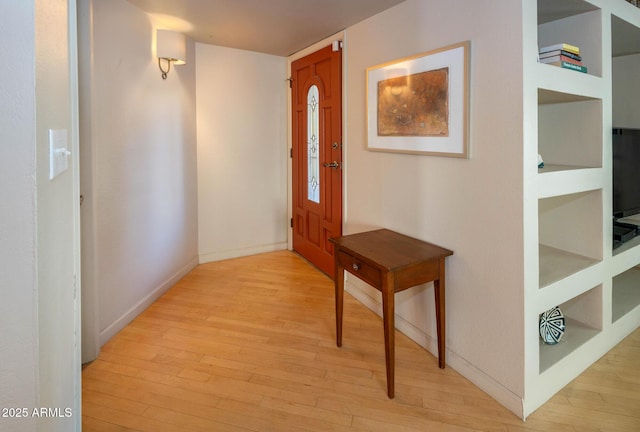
82 250 640 431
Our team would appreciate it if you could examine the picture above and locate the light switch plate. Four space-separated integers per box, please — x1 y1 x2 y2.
49 129 69 180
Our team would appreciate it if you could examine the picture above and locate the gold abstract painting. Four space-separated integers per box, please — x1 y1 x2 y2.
377 67 449 137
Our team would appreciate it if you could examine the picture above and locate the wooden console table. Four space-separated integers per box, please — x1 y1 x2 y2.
329 229 453 398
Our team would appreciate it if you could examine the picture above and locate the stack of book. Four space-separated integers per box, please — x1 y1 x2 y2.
538 43 587 73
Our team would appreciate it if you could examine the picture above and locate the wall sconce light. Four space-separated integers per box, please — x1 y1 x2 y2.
157 29 186 80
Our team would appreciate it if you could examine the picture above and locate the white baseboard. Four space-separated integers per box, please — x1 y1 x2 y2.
344 278 524 419
99 256 199 347
447 350 524 418
198 242 288 264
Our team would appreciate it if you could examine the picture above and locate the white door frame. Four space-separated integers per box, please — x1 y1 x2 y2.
68 0 83 428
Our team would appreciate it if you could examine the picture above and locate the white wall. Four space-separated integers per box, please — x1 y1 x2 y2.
196 44 288 262
343 0 525 414
81 0 199 350
0 2 38 430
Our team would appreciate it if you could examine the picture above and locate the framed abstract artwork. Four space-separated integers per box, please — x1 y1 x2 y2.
366 41 470 157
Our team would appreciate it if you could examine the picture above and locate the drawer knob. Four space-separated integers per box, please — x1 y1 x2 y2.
352 263 360 271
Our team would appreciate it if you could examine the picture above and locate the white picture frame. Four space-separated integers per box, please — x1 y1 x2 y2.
366 41 470 157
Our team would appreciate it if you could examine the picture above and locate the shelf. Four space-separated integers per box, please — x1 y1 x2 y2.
539 285 602 373
612 216 640 261
612 266 640 322
538 191 603 272
539 244 599 289
537 164 586 173
537 91 602 182
612 52 640 130
612 14 640 57
537 1 602 77
613 232 640 257
539 316 600 372
538 87 595 104
537 0 599 25
537 166 602 199
537 72 603 102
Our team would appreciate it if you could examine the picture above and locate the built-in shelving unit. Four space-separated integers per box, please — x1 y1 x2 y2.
524 0 640 418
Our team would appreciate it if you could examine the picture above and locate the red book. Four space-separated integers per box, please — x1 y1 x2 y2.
540 54 583 66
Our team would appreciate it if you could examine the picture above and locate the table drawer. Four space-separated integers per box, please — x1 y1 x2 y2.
337 250 381 287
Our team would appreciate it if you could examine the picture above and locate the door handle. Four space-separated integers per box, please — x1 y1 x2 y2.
323 161 341 169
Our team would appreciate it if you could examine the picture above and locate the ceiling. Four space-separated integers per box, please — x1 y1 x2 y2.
126 0 406 57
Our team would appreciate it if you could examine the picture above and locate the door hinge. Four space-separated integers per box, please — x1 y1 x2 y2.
290 148 293 158
290 218 293 228
286 77 293 88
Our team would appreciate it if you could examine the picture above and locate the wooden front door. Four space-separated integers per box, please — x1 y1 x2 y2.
291 44 342 278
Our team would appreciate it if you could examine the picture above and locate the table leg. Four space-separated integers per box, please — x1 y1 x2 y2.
335 262 344 347
434 258 446 369
382 272 395 398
